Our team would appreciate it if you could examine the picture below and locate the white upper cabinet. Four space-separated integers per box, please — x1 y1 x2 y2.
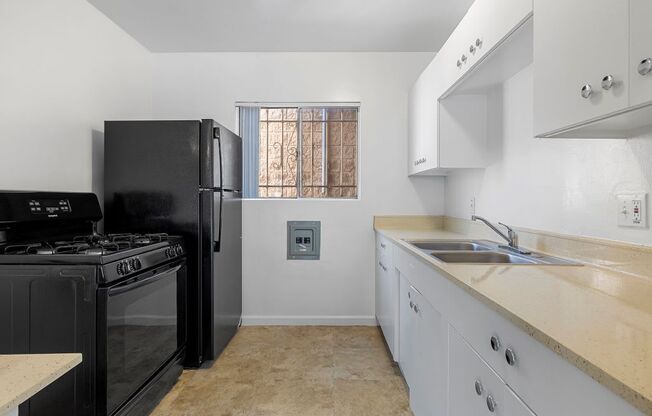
533 0 629 137
630 0 652 107
534 0 652 138
408 61 441 175
408 0 533 176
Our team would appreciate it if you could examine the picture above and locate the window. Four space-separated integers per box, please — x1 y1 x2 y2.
238 105 359 199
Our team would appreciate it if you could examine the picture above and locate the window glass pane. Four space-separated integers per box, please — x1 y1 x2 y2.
257 106 357 199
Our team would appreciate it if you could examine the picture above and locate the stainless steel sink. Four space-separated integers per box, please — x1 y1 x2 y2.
429 251 538 264
404 239 581 266
409 240 491 251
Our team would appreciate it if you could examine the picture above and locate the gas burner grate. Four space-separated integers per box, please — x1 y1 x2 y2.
0 233 174 256
3 243 47 255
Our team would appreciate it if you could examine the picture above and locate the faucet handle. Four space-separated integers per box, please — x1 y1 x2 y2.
497 222 513 232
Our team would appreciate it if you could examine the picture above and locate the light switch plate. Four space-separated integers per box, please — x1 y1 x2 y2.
617 193 647 228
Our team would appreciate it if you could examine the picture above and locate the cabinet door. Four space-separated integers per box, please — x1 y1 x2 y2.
398 275 417 388
449 326 506 416
630 0 652 107
408 60 440 175
534 0 629 136
377 259 398 360
410 290 447 416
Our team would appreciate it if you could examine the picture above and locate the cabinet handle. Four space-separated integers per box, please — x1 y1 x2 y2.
409 300 414 309
639 58 652 76
414 157 427 166
580 84 592 99
457 59 462 68
413 303 419 313
474 380 484 396
461 54 468 63
469 44 476 54
490 335 501 352
486 395 497 413
475 38 482 48
505 347 517 366
378 261 387 271
380 243 386 249
601 75 615 90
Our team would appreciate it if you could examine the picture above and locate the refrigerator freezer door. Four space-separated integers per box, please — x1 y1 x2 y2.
207 190 242 360
213 123 243 192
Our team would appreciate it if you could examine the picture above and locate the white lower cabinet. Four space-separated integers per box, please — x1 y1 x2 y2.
375 233 399 360
388 245 643 416
449 325 506 416
399 274 447 416
449 325 535 416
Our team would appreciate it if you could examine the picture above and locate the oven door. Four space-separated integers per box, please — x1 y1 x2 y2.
98 258 186 416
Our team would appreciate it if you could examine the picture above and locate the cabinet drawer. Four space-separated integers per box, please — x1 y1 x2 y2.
395 247 450 318
449 325 507 416
448 280 642 416
376 233 393 264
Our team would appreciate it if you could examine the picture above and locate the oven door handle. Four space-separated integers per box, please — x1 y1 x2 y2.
108 264 183 297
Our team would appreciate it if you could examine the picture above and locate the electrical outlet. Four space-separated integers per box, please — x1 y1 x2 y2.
470 197 476 217
617 193 647 228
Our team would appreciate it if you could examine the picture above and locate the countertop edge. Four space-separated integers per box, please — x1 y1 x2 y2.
0 353 82 413
375 226 652 415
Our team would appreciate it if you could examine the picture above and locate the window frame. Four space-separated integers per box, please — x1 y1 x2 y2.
236 102 362 201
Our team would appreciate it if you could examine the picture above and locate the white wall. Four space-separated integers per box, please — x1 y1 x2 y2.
0 0 152 195
446 65 652 245
151 53 445 324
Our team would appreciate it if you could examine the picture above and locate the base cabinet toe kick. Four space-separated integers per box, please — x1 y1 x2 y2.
374 232 643 416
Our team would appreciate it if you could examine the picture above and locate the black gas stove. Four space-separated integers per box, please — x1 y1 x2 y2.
0 191 187 416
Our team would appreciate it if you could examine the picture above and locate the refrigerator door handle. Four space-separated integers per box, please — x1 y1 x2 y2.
213 127 223 191
213 190 222 253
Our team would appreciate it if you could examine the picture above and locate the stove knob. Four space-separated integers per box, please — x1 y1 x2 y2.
166 248 175 258
124 260 133 273
129 258 140 271
116 262 124 275
175 245 183 255
133 258 142 270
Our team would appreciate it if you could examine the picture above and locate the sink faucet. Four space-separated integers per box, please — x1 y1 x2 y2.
471 215 529 254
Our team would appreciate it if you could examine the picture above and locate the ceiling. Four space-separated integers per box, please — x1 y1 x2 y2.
88 0 474 52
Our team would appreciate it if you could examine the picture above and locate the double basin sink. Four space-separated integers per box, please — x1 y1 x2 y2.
406 240 581 265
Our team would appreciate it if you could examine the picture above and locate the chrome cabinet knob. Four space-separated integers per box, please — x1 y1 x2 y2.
490 335 501 352
475 38 482 48
639 58 652 76
505 347 517 366
461 54 468 63
409 300 414 309
380 243 386 249
601 75 615 90
486 395 497 413
581 84 592 99
413 304 419 313
469 44 476 54
457 59 462 68
474 380 484 396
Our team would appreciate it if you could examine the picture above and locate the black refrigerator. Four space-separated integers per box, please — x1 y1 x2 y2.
103 119 242 367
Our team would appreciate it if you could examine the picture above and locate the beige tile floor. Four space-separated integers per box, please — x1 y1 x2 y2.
152 326 413 416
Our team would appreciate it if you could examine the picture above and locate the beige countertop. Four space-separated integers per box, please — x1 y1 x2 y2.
375 217 652 415
0 353 82 413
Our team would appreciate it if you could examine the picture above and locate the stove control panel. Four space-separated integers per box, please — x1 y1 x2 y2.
117 257 143 275
102 242 185 283
28 198 71 215
165 243 184 258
